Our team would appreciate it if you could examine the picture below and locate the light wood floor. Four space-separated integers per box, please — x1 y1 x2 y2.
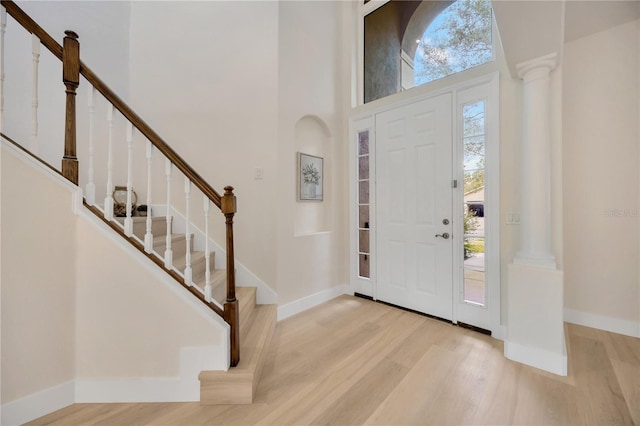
28 295 639 425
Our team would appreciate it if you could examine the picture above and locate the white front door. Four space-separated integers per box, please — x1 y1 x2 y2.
376 93 453 320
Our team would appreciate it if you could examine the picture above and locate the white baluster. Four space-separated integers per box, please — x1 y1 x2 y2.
124 122 134 237
85 86 96 205
164 159 173 268
183 178 193 286
203 196 212 302
30 34 40 153
1 7 6 131
103 104 115 220
144 141 154 253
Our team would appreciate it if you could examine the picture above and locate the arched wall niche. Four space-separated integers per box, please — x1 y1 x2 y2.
294 115 333 235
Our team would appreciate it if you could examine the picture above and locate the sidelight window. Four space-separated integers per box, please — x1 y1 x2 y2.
357 130 371 278
462 100 486 305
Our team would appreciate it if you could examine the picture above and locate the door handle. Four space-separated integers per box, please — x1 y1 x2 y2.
435 232 450 239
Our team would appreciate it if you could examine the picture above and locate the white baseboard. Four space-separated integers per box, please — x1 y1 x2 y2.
76 344 225 403
1 344 226 423
564 308 640 338
75 379 187 403
1 381 75 426
504 340 567 376
492 325 508 341
278 285 349 321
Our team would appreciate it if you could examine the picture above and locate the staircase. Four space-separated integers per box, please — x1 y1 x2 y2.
117 215 278 404
111 212 277 405
1 0 277 406
117 216 227 300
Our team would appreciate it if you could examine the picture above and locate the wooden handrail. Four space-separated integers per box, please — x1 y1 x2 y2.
78 64 222 208
0 0 222 208
2 0 238 365
0 0 62 60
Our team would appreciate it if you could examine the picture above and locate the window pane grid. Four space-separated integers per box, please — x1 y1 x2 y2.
357 130 371 278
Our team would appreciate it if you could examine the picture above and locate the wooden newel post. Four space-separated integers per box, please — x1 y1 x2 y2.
62 30 79 184
221 185 239 366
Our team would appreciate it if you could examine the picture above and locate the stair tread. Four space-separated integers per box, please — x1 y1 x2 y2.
114 216 164 223
238 287 257 336
200 303 276 376
192 268 227 292
236 304 277 371
153 233 186 244
173 250 208 269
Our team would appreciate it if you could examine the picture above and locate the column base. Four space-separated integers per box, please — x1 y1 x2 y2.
506 263 566 376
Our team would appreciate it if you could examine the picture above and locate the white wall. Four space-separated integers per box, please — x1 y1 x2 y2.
127 1 348 308
128 1 280 289
276 1 347 306
1 142 229 423
13 1 131 96
1 147 76 404
563 20 640 329
75 217 226 379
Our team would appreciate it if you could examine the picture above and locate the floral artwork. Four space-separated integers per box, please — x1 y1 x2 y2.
298 153 323 201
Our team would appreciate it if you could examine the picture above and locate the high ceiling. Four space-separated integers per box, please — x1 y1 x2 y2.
564 0 640 42
492 0 639 77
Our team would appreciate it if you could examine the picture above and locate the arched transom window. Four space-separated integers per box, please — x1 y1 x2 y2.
364 0 494 103
414 0 493 86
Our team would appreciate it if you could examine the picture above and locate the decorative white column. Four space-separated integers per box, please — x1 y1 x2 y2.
506 52 566 377
513 53 557 270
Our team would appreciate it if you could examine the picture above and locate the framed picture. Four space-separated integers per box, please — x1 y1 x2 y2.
298 152 323 201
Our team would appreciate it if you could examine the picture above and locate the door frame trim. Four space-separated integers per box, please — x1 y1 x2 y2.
349 72 501 336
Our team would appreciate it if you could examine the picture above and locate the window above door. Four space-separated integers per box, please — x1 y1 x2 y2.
362 0 494 104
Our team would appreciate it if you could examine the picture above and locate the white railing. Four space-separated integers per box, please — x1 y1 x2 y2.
0 7 5 131
85 86 96 205
0 2 240 366
144 141 153 253
0 11 229 311
30 34 39 153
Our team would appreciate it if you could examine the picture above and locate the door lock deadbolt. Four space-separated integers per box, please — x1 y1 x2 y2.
442 219 450 225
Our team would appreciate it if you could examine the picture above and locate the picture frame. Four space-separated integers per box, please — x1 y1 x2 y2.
297 152 323 201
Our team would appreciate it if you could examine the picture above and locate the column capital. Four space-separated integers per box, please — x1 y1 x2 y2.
516 52 558 81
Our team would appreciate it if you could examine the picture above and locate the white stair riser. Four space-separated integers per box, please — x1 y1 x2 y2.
131 217 170 240
154 235 191 259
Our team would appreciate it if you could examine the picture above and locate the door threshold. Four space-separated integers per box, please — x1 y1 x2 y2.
354 294 492 336
354 292 374 301
456 321 492 336
374 299 453 325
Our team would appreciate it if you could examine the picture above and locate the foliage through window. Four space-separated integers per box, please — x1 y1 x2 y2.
363 0 493 103
462 100 486 305
414 0 493 86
